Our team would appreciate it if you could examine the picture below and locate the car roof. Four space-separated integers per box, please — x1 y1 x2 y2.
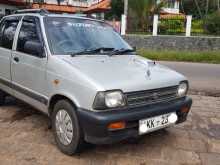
3 12 105 23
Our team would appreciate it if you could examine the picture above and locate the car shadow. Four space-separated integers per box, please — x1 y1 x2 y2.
1 96 171 156
78 129 170 156
1 96 49 124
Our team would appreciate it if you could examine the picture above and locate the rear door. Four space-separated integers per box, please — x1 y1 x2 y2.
11 16 48 111
0 16 20 92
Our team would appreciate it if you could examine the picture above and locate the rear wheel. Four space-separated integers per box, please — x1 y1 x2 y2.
0 90 6 106
51 100 84 155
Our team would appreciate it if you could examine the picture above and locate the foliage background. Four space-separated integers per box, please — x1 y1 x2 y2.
105 0 124 20
105 0 220 35
181 0 219 18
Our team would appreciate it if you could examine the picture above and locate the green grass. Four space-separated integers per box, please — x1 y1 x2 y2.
138 49 220 64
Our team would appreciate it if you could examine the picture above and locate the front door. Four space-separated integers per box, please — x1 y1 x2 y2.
11 16 48 110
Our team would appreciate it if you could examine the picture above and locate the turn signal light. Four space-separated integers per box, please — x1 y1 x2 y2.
108 122 126 130
181 107 190 113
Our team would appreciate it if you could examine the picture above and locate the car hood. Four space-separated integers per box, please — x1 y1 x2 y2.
59 55 186 92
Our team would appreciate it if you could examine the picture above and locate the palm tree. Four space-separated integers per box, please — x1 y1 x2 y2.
128 0 166 31
193 0 203 18
205 0 209 16
218 0 220 10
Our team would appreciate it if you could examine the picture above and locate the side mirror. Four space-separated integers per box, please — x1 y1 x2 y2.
24 40 45 58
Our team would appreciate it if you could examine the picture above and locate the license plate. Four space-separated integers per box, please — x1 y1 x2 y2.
139 113 177 135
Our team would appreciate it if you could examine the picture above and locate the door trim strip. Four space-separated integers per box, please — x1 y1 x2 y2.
0 77 48 105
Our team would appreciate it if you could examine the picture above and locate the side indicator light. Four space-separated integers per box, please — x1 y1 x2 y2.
108 122 126 130
53 79 60 85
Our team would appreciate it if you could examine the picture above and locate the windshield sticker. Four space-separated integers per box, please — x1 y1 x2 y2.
50 20 110 30
49 21 108 30
70 23 108 30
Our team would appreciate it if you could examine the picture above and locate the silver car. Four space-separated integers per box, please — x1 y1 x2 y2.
0 9 192 155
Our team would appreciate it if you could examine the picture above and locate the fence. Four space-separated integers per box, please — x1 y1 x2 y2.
123 14 192 37
191 19 206 36
158 16 186 35
120 14 218 37
120 14 191 36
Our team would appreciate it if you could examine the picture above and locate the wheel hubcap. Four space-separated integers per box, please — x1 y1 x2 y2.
55 110 73 146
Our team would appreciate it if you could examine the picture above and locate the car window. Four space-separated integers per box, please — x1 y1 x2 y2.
17 16 42 56
0 19 5 45
44 17 132 55
0 17 20 49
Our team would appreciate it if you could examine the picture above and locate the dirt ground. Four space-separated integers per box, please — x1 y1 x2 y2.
0 95 220 165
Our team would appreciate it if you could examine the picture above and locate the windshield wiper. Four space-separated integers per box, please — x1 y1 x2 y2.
70 47 115 57
109 48 135 56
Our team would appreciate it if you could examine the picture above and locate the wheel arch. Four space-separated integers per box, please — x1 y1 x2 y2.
48 94 79 117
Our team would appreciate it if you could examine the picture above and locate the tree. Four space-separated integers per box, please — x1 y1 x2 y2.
105 0 124 20
204 10 220 35
127 0 165 31
182 0 219 18
218 0 220 10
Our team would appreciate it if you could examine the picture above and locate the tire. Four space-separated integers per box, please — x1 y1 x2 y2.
51 99 84 155
0 90 6 106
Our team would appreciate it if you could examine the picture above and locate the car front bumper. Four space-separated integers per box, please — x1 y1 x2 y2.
77 97 192 144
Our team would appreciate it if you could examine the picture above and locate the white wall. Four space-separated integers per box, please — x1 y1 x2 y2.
162 8 179 14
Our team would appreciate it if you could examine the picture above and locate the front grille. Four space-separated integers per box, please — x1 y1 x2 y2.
125 86 178 107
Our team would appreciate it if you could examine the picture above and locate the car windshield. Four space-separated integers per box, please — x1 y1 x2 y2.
44 17 132 55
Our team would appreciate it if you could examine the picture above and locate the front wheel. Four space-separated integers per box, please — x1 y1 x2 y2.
51 100 84 155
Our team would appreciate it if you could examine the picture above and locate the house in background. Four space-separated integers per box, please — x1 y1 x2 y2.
161 0 180 14
157 0 185 18
32 0 111 18
0 0 26 17
0 0 111 19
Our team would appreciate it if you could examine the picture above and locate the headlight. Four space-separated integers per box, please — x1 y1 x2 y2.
93 90 126 110
105 91 125 108
177 81 188 97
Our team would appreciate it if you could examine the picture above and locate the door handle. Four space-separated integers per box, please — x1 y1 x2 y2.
13 57 19 63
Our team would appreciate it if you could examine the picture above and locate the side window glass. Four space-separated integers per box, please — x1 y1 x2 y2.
0 19 5 46
0 17 20 49
17 17 42 56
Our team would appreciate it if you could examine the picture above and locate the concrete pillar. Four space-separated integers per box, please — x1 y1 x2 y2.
100 12 105 20
186 15 192 37
153 15 159 36
121 14 127 35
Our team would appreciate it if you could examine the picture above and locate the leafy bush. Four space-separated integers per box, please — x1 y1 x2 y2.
204 11 220 35
159 17 185 35
191 20 204 34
